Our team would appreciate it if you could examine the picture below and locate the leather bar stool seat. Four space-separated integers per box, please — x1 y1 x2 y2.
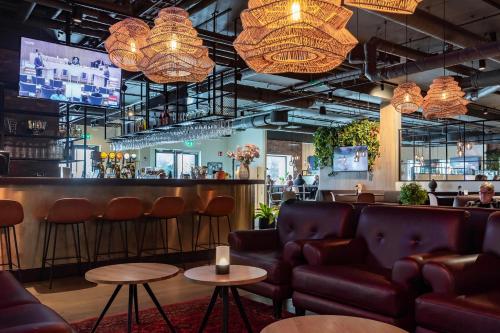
94 197 143 262
42 198 94 288
0 200 23 278
139 196 185 256
194 196 235 251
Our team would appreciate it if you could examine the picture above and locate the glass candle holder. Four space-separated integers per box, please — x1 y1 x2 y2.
215 246 230 275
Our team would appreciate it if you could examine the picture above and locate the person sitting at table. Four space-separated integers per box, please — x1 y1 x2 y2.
286 174 293 187
50 89 67 101
466 182 500 208
310 175 319 199
312 175 319 186
294 173 306 186
103 65 110 87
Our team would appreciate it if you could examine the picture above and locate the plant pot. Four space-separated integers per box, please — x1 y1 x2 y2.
258 218 275 229
236 164 250 180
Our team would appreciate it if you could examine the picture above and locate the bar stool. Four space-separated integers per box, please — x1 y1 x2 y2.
0 200 23 277
94 197 143 262
139 196 185 256
41 198 94 289
194 196 235 251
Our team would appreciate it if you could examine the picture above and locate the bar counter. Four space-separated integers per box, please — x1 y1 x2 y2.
0 177 265 269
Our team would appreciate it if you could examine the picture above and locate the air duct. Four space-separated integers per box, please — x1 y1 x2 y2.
465 85 500 101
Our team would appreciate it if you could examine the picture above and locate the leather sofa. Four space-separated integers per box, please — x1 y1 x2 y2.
292 205 469 330
416 211 500 333
0 271 73 333
229 200 355 318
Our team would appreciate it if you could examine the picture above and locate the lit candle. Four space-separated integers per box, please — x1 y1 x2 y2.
215 246 230 275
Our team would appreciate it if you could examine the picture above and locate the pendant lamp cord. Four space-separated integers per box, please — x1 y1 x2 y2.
405 15 408 82
443 1 446 76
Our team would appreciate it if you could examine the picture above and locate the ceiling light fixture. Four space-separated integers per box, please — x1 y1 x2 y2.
139 7 214 83
422 76 469 119
344 0 422 14
391 82 423 114
105 18 150 72
234 0 358 73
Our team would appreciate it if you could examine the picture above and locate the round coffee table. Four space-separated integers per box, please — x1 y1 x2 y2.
85 263 179 333
261 315 408 333
184 265 267 333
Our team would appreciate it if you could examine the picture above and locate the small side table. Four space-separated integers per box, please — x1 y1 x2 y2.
184 265 267 333
261 315 408 333
85 263 179 333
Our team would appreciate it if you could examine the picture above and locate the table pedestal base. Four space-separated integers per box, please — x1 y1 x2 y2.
198 286 252 333
91 283 176 333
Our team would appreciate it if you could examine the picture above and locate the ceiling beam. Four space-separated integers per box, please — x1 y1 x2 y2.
22 2 37 22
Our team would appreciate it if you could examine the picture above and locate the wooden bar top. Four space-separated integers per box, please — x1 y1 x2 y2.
0 177 265 186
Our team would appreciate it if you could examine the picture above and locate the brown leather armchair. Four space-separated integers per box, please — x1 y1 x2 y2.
416 211 500 333
292 205 469 330
229 200 355 318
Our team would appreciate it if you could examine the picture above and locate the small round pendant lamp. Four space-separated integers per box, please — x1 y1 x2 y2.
422 76 469 119
234 0 358 74
104 18 150 72
344 0 422 14
391 82 423 114
139 7 214 83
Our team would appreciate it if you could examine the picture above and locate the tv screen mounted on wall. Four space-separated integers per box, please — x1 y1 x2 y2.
18 37 122 108
333 146 369 172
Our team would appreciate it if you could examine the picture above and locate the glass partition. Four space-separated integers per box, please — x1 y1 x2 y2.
400 120 500 181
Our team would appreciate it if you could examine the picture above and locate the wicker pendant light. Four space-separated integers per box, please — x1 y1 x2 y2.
422 76 469 119
391 82 423 114
104 18 150 72
344 0 422 14
139 7 214 83
234 0 358 74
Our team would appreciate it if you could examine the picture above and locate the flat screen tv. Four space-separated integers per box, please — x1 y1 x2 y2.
18 37 121 108
333 146 369 172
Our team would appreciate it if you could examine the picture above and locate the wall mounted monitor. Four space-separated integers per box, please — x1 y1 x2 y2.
333 145 369 172
19 37 121 109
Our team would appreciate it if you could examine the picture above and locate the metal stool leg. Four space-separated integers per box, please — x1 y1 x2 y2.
217 217 221 246
195 215 202 251
138 219 148 257
160 218 167 254
82 223 91 265
165 218 169 254
94 222 104 263
70 224 81 275
49 224 58 289
175 217 183 253
124 222 129 258
5 226 13 270
12 226 21 280
227 215 232 232
41 222 52 280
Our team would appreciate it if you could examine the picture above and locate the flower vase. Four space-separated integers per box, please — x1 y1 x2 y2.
237 164 250 180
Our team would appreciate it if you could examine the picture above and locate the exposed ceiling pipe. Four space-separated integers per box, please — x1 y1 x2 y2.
364 37 477 77
460 69 500 89
367 8 500 62
466 85 500 101
365 40 500 82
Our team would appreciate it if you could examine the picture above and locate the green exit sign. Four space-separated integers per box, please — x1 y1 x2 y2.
184 140 194 147
80 133 92 140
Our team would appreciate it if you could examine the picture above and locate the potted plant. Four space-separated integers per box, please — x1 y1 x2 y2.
255 203 278 229
400 182 428 205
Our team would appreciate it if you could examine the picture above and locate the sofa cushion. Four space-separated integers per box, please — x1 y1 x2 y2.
277 201 354 246
0 272 39 309
416 292 500 333
231 249 292 285
357 206 468 269
0 303 73 333
292 265 409 317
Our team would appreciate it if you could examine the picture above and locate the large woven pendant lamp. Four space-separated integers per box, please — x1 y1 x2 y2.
234 0 358 74
422 2 468 119
139 7 214 83
390 17 423 113
104 18 150 72
344 0 422 14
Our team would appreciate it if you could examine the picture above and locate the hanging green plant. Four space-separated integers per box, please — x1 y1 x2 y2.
313 120 381 172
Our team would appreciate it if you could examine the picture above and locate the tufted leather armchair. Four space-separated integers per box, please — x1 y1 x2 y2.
292 205 469 330
416 211 500 333
229 200 355 318
0 271 73 332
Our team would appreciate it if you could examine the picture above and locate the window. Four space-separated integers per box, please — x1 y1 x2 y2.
266 154 289 180
155 150 199 178
70 145 98 178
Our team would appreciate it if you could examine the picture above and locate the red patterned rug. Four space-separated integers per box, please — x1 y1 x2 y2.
72 296 290 332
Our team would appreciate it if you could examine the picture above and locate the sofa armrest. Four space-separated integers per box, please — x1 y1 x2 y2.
303 238 366 266
392 251 457 290
422 253 500 294
283 239 349 267
228 229 279 252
